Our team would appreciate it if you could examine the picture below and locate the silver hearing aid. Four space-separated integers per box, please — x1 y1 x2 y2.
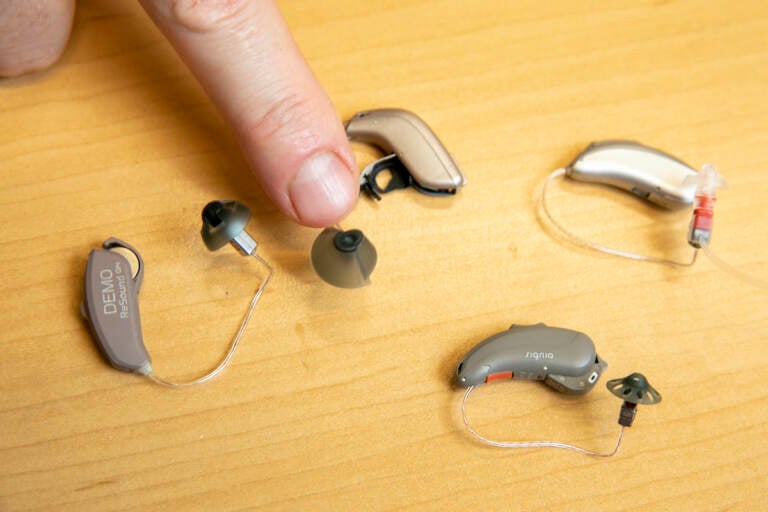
565 140 698 209
540 140 715 266
81 200 272 387
346 108 467 199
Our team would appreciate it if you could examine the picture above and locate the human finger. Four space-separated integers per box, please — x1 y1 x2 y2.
0 0 75 77
138 0 358 227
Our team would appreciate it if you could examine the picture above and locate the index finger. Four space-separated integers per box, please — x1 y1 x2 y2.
138 0 359 227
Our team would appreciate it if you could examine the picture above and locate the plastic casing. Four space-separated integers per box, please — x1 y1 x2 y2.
456 323 606 394
82 244 150 372
566 140 698 209
345 109 466 192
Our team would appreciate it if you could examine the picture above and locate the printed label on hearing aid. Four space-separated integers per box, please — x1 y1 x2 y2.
99 261 130 319
526 351 555 360
83 245 150 372
456 324 606 393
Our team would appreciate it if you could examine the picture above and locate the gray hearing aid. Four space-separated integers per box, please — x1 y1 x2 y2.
310 227 377 288
81 200 264 375
456 327 659 456
346 108 467 199
566 140 698 209
456 323 607 394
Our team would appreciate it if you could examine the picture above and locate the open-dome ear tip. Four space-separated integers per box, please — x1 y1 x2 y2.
311 227 377 288
606 372 661 405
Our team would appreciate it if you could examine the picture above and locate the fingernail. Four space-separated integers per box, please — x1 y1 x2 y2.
289 152 357 226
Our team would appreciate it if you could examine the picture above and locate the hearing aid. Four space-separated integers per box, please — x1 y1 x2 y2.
81 238 150 373
541 141 708 266
81 200 272 387
311 109 463 287
456 323 607 394
346 108 467 199
456 324 661 456
566 140 698 209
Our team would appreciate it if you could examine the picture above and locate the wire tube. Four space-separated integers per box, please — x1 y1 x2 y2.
461 385 624 457
539 168 698 267
142 253 273 388
701 244 768 291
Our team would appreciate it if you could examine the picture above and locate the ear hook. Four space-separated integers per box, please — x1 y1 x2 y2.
102 238 145 291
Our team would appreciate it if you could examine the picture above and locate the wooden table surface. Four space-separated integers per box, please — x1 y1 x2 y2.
2 1 767 510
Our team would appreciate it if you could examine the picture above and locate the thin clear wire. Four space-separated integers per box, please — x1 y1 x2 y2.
702 244 768 291
540 168 698 267
461 386 624 457
144 253 273 388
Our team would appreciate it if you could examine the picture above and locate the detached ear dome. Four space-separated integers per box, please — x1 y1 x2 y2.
606 372 662 405
311 227 377 288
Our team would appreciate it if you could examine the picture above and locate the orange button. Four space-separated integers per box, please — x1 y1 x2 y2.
486 371 514 383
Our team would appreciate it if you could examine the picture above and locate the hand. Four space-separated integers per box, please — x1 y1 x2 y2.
0 0 359 227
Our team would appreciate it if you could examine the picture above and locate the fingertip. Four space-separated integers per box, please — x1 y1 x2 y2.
288 151 359 227
140 0 362 227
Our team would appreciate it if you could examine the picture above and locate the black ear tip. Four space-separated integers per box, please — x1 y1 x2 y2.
200 200 252 251
202 200 227 226
606 372 661 405
333 229 364 252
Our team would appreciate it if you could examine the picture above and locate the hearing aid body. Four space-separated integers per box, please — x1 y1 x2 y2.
346 108 467 199
566 140 698 209
456 323 607 394
81 239 151 373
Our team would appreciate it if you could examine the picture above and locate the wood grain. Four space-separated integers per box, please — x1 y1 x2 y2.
1 1 767 510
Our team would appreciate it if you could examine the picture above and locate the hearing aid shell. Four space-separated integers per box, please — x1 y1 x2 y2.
566 140 698 209
346 108 467 198
81 238 151 373
456 323 607 394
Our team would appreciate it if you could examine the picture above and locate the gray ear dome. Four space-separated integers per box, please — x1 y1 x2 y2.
606 372 661 405
201 200 252 251
311 227 377 288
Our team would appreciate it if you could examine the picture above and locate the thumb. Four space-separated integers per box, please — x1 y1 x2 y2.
138 0 358 227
